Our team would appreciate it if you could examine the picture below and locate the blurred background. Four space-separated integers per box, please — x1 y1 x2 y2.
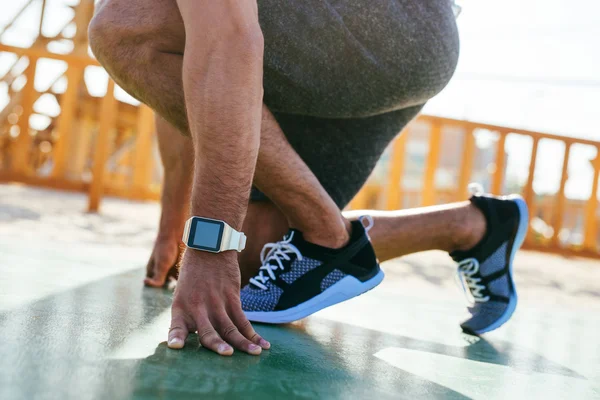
1 0 599 257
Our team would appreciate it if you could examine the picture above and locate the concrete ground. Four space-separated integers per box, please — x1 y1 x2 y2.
1 183 599 399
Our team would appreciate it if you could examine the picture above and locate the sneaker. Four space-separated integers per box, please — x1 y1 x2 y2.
241 218 384 324
451 184 529 335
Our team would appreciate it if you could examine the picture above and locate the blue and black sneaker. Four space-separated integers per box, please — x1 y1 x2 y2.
241 218 384 324
452 185 529 335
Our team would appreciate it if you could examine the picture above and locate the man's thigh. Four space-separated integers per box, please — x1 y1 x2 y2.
258 0 459 118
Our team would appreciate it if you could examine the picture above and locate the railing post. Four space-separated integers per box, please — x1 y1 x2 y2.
131 105 156 198
10 58 38 176
69 102 95 178
53 0 94 178
385 130 408 210
552 142 572 248
491 131 507 195
583 151 600 252
421 122 442 206
51 66 83 179
524 137 540 244
457 128 476 200
88 80 117 212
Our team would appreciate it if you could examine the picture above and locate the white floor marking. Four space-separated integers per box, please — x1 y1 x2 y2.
374 347 597 400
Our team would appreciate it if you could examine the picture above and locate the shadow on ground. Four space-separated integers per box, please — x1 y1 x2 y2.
0 268 583 400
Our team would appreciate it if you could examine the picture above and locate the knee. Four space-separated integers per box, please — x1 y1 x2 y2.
89 4 131 70
88 0 156 69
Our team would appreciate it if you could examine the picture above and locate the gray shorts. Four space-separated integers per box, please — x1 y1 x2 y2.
253 0 460 207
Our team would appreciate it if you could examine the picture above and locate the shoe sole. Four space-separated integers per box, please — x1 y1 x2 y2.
471 195 529 335
244 269 385 324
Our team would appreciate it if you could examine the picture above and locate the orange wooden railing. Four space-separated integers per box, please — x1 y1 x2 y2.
348 116 600 256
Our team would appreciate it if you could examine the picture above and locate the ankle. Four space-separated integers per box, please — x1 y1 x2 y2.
453 203 487 252
295 216 351 249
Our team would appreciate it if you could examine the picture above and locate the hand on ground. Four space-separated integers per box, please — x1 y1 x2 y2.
167 250 270 356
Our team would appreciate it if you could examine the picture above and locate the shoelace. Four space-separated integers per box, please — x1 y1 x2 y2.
456 258 490 304
249 232 303 290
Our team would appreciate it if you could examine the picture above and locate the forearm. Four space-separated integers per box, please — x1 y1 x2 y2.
181 14 264 230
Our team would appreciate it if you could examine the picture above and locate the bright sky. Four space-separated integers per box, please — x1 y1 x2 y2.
1 0 599 198
425 0 600 140
423 0 600 199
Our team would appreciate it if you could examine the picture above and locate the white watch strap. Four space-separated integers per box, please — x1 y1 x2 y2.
221 225 247 252
229 229 247 252
182 218 192 244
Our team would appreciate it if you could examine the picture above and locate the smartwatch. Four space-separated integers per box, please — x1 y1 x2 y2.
182 216 247 253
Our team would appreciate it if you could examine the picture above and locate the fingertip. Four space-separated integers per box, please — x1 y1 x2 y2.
218 343 234 356
250 334 270 350
248 343 262 355
144 278 164 288
167 337 185 349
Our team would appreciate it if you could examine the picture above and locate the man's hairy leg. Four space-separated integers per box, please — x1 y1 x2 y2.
239 201 487 280
255 107 350 247
238 200 488 280
89 0 349 251
240 201 486 275
144 115 192 287
344 203 487 262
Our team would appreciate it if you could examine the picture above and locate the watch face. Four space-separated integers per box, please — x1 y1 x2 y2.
187 217 225 252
